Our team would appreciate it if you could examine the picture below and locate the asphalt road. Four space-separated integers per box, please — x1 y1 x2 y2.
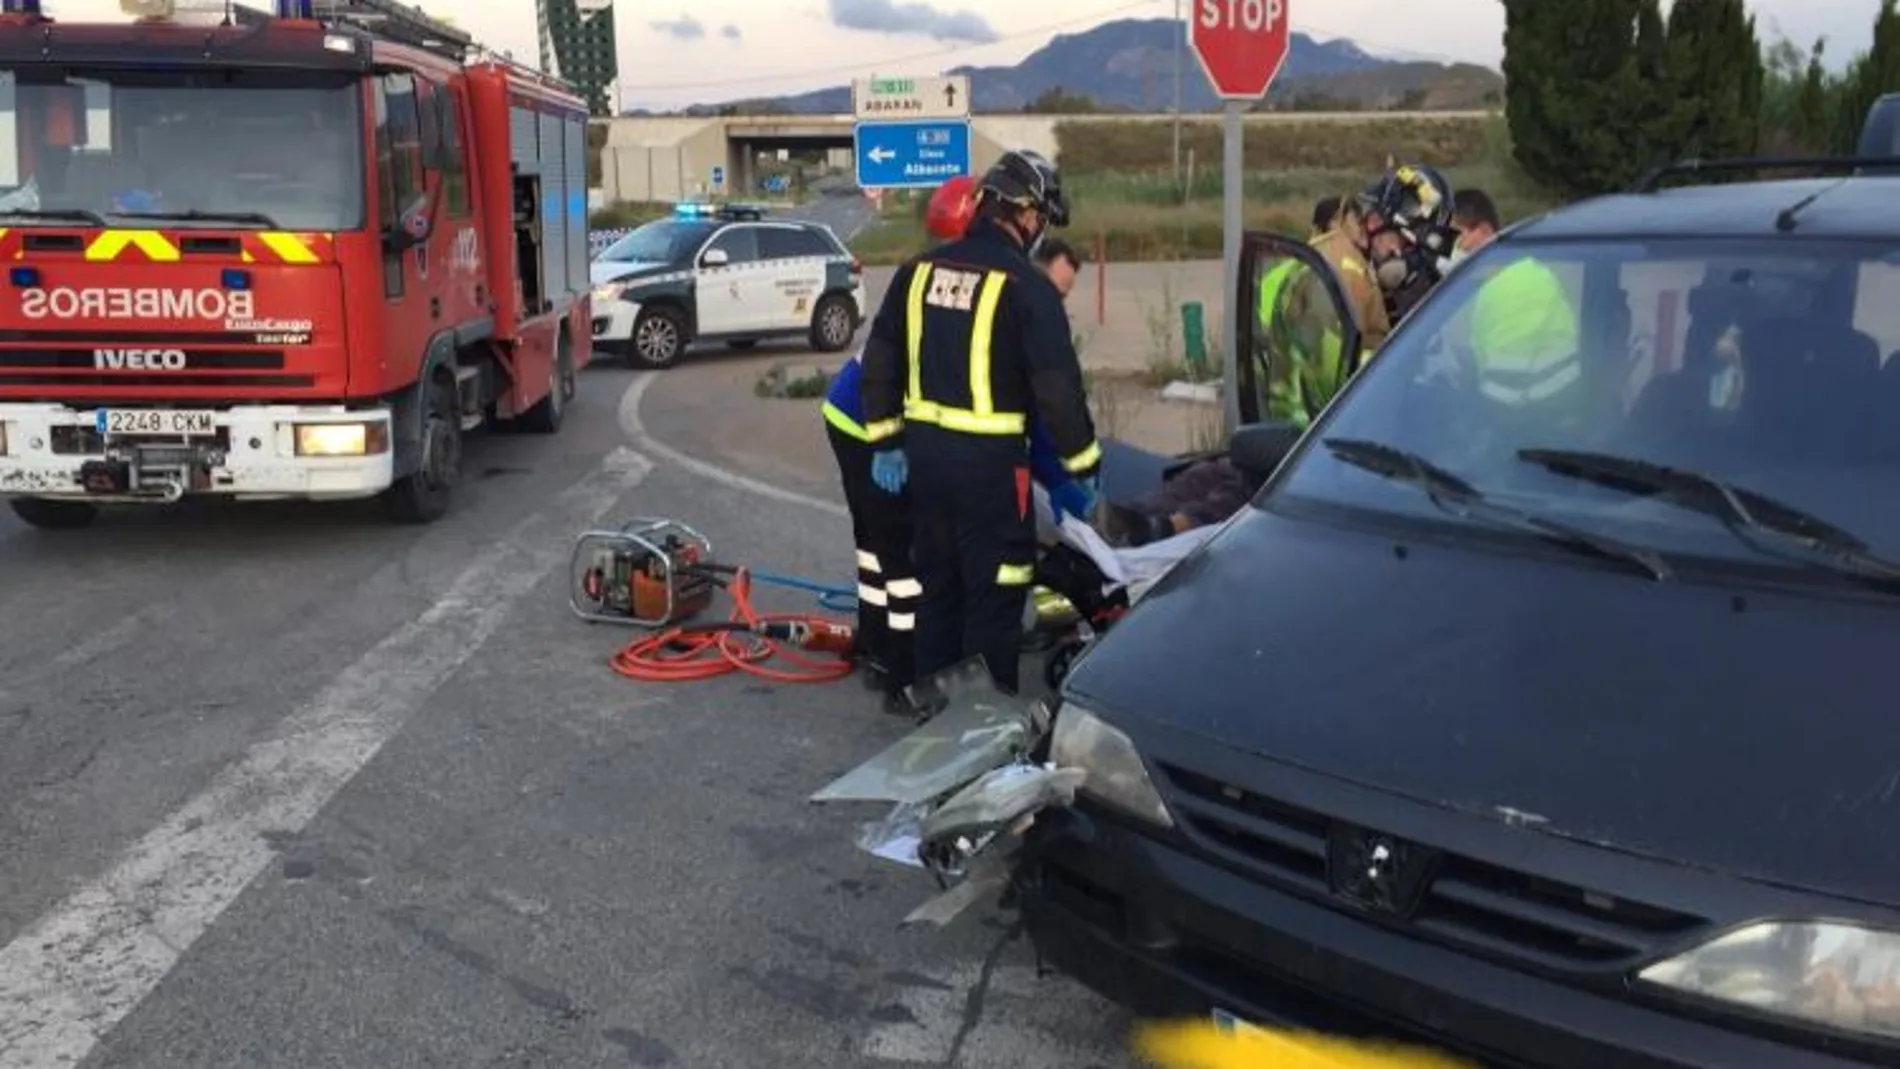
0 361 1140 1068
782 182 881 244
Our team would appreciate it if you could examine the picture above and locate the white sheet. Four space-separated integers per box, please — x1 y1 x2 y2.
1031 485 1218 593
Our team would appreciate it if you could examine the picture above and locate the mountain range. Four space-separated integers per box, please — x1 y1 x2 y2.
663 18 1502 116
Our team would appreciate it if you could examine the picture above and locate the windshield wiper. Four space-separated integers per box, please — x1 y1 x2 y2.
1322 437 1673 581
0 208 107 226
113 209 280 229
1517 448 1900 587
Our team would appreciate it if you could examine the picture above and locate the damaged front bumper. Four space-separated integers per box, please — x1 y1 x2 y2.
810 657 1087 928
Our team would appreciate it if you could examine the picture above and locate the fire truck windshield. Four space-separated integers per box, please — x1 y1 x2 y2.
0 70 364 232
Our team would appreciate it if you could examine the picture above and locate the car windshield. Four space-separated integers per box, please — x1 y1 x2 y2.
597 219 714 264
0 68 363 231
1269 235 1900 568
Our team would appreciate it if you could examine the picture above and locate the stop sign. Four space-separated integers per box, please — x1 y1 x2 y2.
1189 0 1291 100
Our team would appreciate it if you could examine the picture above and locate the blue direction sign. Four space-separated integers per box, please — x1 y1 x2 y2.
711 165 725 188
853 119 972 189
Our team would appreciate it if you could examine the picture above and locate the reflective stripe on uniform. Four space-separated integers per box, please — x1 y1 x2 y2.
995 562 1035 586
1061 440 1102 473
888 613 916 631
886 577 923 598
823 400 870 441
968 271 1009 422
857 550 880 573
858 583 888 606
901 258 1038 437
1479 359 1584 405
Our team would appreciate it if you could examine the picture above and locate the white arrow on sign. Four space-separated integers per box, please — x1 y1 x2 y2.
868 146 895 164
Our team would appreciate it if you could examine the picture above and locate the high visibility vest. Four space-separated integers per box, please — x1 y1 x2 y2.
1260 259 1349 427
890 261 1102 475
1470 258 1581 406
894 262 1026 438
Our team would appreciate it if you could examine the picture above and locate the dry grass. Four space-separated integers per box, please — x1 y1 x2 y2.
849 116 1559 265
1052 115 1495 174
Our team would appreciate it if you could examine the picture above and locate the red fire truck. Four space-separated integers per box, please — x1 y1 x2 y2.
0 0 593 527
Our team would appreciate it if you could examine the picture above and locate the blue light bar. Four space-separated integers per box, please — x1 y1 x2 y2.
275 0 314 17
673 202 715 217
0 0 42 14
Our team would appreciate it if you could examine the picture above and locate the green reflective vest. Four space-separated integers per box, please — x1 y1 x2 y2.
1258 259 1347 428
1470 258 1581 406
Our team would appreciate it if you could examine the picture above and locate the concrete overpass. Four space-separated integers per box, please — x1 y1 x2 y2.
594 110 1495 204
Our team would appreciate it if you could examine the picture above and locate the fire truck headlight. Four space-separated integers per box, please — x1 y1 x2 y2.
295 422 388 457
322 33 357 54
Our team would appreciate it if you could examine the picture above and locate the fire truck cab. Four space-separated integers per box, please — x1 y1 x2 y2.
0 0 593 527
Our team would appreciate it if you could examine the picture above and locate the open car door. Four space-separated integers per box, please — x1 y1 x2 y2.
1100 230 1366 511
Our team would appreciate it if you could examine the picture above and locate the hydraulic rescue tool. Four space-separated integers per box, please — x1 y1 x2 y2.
570 518 718 628
569 517 858 683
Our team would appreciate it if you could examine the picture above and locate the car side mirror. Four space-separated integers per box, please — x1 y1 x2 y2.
701 247 729 267
1229 419 1305 481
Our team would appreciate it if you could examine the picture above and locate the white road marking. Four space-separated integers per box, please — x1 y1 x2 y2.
861 960 1134 1066
0 447 655 1069
616 371 848 519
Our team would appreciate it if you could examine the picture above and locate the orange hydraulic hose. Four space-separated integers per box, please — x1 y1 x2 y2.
608 567 856 684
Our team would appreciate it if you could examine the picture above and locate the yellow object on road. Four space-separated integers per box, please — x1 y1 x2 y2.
1134 1019 1479 1069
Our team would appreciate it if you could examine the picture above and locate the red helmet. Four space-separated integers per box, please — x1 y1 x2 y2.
924 174 977 240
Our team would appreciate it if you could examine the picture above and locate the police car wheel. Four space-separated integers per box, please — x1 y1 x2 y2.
809 294 855 353
9 497 98 530
631 306 687 370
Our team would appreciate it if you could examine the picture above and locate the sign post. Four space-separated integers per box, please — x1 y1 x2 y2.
853 76 974 192
1188 0 1291 437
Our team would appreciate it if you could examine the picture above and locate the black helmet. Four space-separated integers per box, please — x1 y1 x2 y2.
1357 162 1456 260
977 148 1070 228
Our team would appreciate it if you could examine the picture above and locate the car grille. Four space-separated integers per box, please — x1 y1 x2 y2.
1156 763 1710 974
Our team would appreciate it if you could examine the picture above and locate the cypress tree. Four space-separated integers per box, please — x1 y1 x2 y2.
1833 0 1900 152
1659 0 1764 163
1502 0 1651 197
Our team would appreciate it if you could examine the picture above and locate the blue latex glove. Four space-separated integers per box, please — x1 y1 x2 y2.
871 449 908 494
1049 479 1094 523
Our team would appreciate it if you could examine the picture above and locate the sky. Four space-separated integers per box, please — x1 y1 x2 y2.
36 0 1895 111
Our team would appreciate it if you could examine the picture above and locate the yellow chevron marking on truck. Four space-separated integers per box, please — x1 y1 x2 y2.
84 230 181 263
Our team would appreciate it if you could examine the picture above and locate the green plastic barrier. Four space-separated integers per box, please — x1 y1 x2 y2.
1180 300 1208 376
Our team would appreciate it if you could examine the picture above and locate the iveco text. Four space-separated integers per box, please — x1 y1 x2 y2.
19 287 257 321
93 349 187 370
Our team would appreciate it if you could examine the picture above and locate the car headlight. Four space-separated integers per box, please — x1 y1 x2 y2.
592 283 625 304
1048 703 1173 828
1638 920 1900 1041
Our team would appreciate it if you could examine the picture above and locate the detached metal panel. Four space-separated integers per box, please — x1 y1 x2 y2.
538 111 569 303
565 115 587 293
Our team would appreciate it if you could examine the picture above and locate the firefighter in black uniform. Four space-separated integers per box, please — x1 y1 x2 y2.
859 149 1102 697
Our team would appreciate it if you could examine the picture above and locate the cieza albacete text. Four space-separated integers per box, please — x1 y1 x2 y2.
95 348 185 370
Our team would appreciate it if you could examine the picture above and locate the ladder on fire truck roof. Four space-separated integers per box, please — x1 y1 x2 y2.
303 0 471 61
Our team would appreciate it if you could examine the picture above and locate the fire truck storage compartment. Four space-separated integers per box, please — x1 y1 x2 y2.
509 103 587 320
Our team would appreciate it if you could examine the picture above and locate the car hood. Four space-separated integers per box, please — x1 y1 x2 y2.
1064 504 1900 904
590 260 674 286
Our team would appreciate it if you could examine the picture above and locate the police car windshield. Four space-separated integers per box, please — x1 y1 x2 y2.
598 219 716 264
0 69 363 232
1271 236 1900 570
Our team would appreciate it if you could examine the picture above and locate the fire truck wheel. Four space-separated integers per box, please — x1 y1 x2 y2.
518 331 574 435
9 497 98 530
809 294 855 353
385 373 461 524
630 306 687 369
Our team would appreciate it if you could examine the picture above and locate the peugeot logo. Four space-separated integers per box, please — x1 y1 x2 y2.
1327 826 1436 918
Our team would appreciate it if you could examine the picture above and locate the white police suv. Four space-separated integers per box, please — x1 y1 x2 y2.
590 203 865 369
